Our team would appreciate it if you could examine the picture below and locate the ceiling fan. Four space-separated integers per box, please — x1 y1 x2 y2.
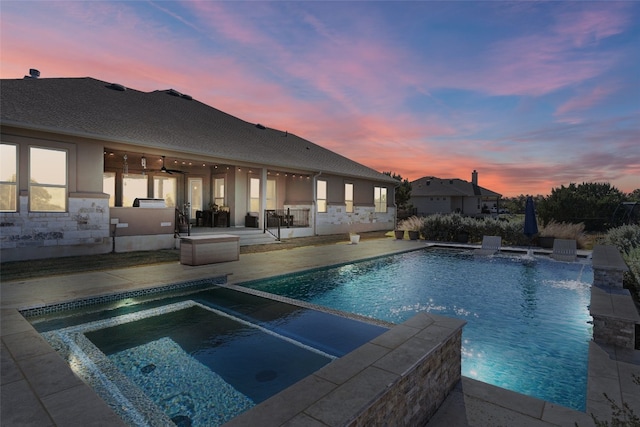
159 156 185 175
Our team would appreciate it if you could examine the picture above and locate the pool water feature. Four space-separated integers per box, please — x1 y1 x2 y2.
242 248 594 411
31 286 388 426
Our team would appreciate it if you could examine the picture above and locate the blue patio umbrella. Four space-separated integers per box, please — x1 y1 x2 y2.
524 196 539 239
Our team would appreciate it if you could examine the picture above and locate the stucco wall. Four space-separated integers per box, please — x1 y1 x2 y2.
413 196 451 215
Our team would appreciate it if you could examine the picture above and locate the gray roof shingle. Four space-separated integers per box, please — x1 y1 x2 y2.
411 176 501 198
1 77 396 183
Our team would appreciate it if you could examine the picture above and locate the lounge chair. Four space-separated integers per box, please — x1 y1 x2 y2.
551 239 577 262
474 236 501 256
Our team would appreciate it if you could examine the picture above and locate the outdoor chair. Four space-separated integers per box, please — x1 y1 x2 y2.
551 239 577 262
474 236 501 256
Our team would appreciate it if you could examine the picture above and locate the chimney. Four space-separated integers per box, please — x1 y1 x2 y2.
24 69 40 79
472 170 478 185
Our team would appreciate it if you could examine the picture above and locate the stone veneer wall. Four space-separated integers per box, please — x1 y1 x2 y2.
0 194 110 261
590 245 639 349
348 330 462 426
593 269 625 290
227 312 466 427
316 204 395 235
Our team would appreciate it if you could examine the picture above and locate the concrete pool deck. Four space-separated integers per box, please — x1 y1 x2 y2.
2 237 639 426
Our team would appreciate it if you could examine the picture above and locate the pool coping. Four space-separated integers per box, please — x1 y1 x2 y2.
2 238 638 426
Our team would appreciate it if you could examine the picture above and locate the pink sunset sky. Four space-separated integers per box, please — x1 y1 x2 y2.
1 1 638 197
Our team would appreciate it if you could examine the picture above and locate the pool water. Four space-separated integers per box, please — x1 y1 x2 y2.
32 286 388 426
242 248 593 411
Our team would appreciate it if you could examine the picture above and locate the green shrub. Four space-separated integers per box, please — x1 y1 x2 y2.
603 225 640 255
397 215 425 232
603 225 640 301
419 213 532 246
538 220 588 249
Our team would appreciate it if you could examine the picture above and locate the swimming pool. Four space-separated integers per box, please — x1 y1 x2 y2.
242 248 593 411
29 284 388 426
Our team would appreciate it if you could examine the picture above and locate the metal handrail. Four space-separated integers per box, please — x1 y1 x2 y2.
264 210 281 241
263 208 311 240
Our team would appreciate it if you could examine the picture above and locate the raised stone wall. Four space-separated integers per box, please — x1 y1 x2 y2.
593 269 625 290
227 312 466 427
349 330 462 426
590 244 639 349
0 195 110 261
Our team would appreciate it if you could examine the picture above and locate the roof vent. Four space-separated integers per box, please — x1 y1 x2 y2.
107 83 126 91
181 93 192 100
167 89 182 97
255 123 266 130
24 68 40 79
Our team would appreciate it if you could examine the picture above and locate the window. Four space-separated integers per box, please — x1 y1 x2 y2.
0 144 17 212
345 183 353 213
188 178 202 218
29 147 67 212
122 173 148 207
374 186 387 213
266 179 276 210
249 177 260 212
154 176 177 207
214 178 225 207
103 172 115 208
317 180 327 213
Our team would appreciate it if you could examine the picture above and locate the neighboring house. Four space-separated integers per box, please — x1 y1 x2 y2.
409 170 501 216
0 74 396 261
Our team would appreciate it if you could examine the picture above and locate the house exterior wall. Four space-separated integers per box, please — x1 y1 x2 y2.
1 128 112 261
1 130 396 261
313 173 395 235
413 196 486 216
285 177 313 204
414 196 452 215
463 197 481 215
316 204 396 235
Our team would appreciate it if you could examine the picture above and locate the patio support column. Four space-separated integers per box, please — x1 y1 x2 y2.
260 168 267 227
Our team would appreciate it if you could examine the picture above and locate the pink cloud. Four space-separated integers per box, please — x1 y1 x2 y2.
1 1 637 199
186 1 268 46
554 6 630 48
555 85 618 118
423 4 631 98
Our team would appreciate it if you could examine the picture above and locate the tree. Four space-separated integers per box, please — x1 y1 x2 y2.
501 194 545 215
537 182 626 232
628 189 640 202
383 172 412 210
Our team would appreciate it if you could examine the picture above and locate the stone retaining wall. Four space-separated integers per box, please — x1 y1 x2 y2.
227 312 466 427
590 244 639 349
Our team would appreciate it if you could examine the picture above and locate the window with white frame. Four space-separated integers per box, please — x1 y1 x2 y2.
374 186 387 213
345 183 353 213
154 176 177 207
29 146 67 212
249 177 260 212
266 179 276 210
122 173 148 207
0 143 18 212
103 172 115 208
188 178 202 218
214 178 225 207
317 180 327 213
